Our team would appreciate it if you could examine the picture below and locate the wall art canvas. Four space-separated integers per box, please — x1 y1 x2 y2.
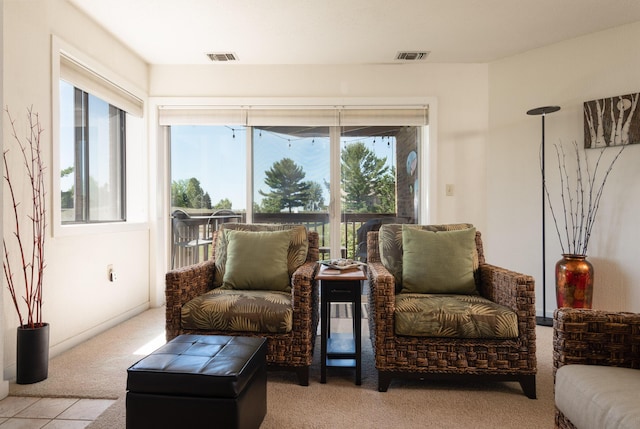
584 92 639 148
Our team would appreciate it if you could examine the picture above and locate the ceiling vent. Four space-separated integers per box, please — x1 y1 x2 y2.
206 52 239 62
395 51 430 61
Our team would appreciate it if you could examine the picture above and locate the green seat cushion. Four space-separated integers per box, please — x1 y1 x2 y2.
394 294 519 338
378 223 477 292
222 229 290 291
181 289 293 333
402 226 477 294
214 223 309 291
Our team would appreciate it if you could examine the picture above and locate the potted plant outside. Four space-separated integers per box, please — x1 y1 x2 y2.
3 107 49 384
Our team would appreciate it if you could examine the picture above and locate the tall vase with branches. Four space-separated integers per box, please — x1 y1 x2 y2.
543 141 626 308
3 106 49 384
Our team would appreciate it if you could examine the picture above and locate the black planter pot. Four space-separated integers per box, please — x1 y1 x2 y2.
16 323 50 384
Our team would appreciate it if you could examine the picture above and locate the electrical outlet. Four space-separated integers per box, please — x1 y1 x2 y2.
108 265 117 282
445 184 454 196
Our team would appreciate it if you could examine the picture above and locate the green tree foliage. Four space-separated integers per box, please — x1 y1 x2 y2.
341 142 392 212
171 180 189 208
213 198 233 210
171 177 212 209
60 166 74 209
260 195 283 213
259 158 311 213
377 166 397 213
304 181 326 211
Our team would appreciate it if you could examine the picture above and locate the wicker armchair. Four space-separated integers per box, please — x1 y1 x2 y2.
553 308 640 429
366 226 537 397
165 227 319 386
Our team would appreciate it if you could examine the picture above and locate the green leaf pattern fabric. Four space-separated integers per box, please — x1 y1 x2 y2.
213 223 309 290
181 289 293 333
378 223 476 292
394 293 518 338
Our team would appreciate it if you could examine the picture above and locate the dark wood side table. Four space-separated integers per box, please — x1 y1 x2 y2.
317 264 367 385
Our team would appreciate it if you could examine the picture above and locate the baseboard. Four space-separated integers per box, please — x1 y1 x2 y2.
49 302 151 359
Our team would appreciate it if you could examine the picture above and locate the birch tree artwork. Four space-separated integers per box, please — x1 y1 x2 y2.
584 92 640 148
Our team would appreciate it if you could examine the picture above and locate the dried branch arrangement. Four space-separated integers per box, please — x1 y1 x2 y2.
544 141 625 256
3 107 47 328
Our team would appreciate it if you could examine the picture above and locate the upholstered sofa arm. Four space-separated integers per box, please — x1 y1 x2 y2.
553 308 640 376
165 259 216 341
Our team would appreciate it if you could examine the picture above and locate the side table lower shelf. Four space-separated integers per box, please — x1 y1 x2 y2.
326 333 357 368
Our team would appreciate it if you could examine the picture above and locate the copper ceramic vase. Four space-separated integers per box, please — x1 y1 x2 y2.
555 254 593 309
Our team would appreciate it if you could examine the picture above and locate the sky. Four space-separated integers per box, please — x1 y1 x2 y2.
170 125 396 211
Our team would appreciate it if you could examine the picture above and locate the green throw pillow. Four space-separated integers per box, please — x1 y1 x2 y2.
401 226 477 295
214 223 308 288
222 229 291 291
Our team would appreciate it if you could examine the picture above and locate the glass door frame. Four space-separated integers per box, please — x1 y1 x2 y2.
151 97 436 306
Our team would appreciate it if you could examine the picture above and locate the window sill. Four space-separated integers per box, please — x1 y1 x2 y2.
53 221 149 238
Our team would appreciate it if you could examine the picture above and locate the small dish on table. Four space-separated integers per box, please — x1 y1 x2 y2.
319 258 366 271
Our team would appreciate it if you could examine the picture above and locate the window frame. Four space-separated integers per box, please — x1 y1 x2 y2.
52 36 147 237
60 83 127 224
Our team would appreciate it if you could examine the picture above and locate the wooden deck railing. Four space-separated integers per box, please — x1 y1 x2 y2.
171 211 407 269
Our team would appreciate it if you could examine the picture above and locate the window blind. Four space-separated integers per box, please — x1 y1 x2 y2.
158 108 246 126
60 54 144 117
158 106 428 127
340 108 428 126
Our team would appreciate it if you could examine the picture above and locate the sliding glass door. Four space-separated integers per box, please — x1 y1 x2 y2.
163 106 426 267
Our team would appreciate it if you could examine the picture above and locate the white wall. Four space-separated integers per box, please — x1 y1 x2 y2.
2 0 151 381
487 22 640 315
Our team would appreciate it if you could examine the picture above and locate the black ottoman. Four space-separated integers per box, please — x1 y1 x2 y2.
126 335 267 429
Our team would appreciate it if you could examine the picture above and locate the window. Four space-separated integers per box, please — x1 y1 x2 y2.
59 80 126 223
161 104 428 261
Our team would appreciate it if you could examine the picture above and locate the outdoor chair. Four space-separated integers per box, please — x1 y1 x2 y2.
553 308 640 429
165 223 319 386
366 223 537 397
171 209 213 268
355 217 409 262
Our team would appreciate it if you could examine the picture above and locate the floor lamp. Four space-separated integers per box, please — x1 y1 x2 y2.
527 105 560 327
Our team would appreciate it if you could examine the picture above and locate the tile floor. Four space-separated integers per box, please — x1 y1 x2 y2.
0 396 115 428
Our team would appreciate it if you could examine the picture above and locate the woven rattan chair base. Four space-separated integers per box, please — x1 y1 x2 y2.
366 228 537 398
554 409 577 429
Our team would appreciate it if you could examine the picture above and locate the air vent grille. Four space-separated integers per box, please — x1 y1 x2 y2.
395 51 430 61
206 52 239 62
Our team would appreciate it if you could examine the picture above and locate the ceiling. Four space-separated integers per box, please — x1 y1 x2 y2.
68 0 640 66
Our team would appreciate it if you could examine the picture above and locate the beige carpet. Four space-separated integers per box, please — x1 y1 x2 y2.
10 306 555 428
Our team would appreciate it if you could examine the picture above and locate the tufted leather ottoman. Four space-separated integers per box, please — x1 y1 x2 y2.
126 335 267 429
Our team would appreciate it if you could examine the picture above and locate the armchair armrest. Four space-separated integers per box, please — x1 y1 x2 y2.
479 263 536 347
479 263 536 316
290 261 318 312
165 259 216 341
367 261 397 354
553 308 640 376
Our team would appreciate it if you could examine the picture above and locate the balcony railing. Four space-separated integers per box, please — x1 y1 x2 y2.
170 211 409 269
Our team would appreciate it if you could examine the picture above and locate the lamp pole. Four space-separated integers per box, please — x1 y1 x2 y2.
526 105 560 327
